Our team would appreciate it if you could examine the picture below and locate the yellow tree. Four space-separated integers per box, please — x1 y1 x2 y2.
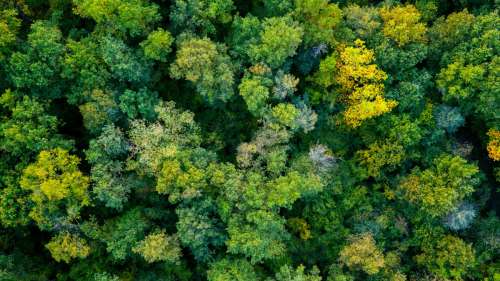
379 4 427 47
487 129 500 161
45 232 90 263
336 39 397 127
339 232 385 275
20 148 90 230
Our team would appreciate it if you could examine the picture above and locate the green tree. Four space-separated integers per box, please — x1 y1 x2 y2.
8 21 65 98
416 235 475 280
170 0 234 35
207 258 259 281
170 37 235 104
293 0 342 47
273 265 322 281
227 210 289 263
140 28 174 62
73 0 161 36
248 17 303 69
399 155 480 217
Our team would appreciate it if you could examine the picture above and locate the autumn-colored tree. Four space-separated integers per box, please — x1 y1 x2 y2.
46 232 90 263
336 39 397 127
20 148 90 230
339 233 385 275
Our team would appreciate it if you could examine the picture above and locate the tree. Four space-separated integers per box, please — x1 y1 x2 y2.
444 202 477 231
85 124 132 210
140 28 174 62
128 101 202 174
338 233 385 275
62 37 111 104
19 148 90 230
45 232 90 263
8 21 65 98
486 129 500 161
99 35 151 84
272 265 322 281
207 258 259 281
248 17 304 69
119 87 159 121
238 71 271 116
170 37 235 104
416 235 475 280
73 0 161 36
356 141 405 178
85 208 149 261
434 105 465 134
226 210 289 264
379 5 427 47
176 199 226 263
335 40 397 127
132 230 181 263
0 9 21 61
78 89 120 135
399 155 480 217
293 0 342 47
0 90 72 161
170 0 234 35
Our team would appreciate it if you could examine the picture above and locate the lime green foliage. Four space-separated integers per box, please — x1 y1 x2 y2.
170 37 235 104
293 0 342 46
273 265 322 281
239 72 271 116
227 210 289 263
207 258 259 281
271 103 300 129
132 230 181 263
249 17 303 68
339 233 385 275
0 9 20 61
399 155 479 217
140 28 174 62
20 148 90 230
73 0 160 36
46 232 90 263
416 235 475 280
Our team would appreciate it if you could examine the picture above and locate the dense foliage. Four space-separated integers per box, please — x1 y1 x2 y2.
0 0 498 280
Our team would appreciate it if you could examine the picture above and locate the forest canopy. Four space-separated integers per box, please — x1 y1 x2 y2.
0 0 498 280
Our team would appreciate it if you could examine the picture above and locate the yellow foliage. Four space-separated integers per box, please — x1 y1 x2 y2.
344 96 397 128
380 5 427 46
336 40 387 91
20 148 90 228
287 217 312 240
132 230 181 263
46 232 90 263
339 233 385 275
487 129 500 161
336 40 397 128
